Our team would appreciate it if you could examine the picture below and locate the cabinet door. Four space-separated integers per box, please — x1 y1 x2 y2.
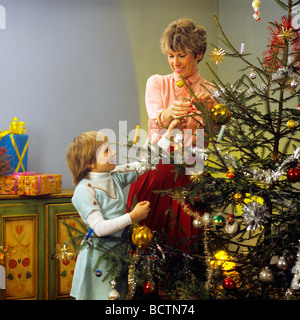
0 203 45 300
45 203 85 300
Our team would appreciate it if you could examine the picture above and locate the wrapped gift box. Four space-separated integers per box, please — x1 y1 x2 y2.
0 134 28 173
0 172 62 196
0 174 16 195
0 118 28 173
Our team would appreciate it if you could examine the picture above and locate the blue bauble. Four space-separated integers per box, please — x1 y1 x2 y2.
95 270 103 277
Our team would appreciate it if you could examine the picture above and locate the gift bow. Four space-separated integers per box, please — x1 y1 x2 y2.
0 117 27 138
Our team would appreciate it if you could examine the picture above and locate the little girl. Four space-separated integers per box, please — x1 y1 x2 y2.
66 121 177 300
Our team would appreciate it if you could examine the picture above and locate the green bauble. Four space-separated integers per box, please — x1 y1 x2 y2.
212 213 226 228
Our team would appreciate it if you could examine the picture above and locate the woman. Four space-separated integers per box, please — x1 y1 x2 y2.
127 18 215 250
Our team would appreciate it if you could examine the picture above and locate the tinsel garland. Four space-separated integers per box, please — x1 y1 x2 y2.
248 147 300 184
285 240 300 299
213 71 300 102
126 251 140 300
218 147 300 185
203 226 213 292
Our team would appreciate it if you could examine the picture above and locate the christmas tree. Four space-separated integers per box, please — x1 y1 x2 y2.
162 0 300 299
59 0 300 300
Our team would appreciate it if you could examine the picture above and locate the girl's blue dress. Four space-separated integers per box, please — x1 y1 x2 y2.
70 164 139 300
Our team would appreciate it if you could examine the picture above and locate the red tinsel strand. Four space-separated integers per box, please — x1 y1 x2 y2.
263 16 300 70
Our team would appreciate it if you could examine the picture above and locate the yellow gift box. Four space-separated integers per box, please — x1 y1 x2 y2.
0 172 62 196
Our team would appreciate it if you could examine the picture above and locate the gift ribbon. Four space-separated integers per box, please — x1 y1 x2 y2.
10 135 28 172
12 172 40 195
12 172 55 195
0 118 28 172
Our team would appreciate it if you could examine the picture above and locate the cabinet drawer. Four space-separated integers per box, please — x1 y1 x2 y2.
0 203 44 300
45 203 84 300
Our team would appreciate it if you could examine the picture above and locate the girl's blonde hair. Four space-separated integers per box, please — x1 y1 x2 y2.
160 18 207 61
66 131 107 186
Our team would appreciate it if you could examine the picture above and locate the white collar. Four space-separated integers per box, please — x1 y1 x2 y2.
88 171 110 180
87 171 117 199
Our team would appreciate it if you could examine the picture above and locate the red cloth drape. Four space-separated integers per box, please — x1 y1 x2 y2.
127 164 203 250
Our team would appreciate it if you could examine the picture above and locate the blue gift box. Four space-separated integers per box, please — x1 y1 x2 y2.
0 134 28 173
0 118 28 173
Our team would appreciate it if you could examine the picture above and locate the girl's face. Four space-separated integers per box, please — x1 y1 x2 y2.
91 141 116 172
167 51 203 79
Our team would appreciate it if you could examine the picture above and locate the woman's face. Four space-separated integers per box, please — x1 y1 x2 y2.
167 51 203 79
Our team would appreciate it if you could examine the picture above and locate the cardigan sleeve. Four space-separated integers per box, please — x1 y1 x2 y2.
146 75 169 142
145 74 164 120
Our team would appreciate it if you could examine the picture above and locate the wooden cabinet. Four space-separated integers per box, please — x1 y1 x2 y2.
0 189 81 300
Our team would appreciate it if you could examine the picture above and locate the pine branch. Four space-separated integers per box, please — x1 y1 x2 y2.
213 15 264 73
180 75 229 171
274 0 288 10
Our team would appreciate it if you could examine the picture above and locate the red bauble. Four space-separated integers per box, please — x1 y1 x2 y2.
143 281 156 295
222 277 236 290
287 167 300 182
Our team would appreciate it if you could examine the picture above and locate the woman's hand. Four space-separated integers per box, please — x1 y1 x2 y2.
129 201 151 223
194 93 214 108
163 101 195 122
162 93 214 125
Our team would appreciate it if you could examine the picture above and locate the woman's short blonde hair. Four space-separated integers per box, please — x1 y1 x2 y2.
66 131 107 186
160 18 207 60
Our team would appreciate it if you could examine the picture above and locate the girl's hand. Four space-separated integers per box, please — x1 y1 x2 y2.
164 119 180 139
168 119 179 132
129 201 151 223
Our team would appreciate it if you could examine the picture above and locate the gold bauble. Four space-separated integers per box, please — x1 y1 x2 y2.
287 119 296 130
132 225 153 249
176 80 184 88
233 192 244 203
210 104 231 125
